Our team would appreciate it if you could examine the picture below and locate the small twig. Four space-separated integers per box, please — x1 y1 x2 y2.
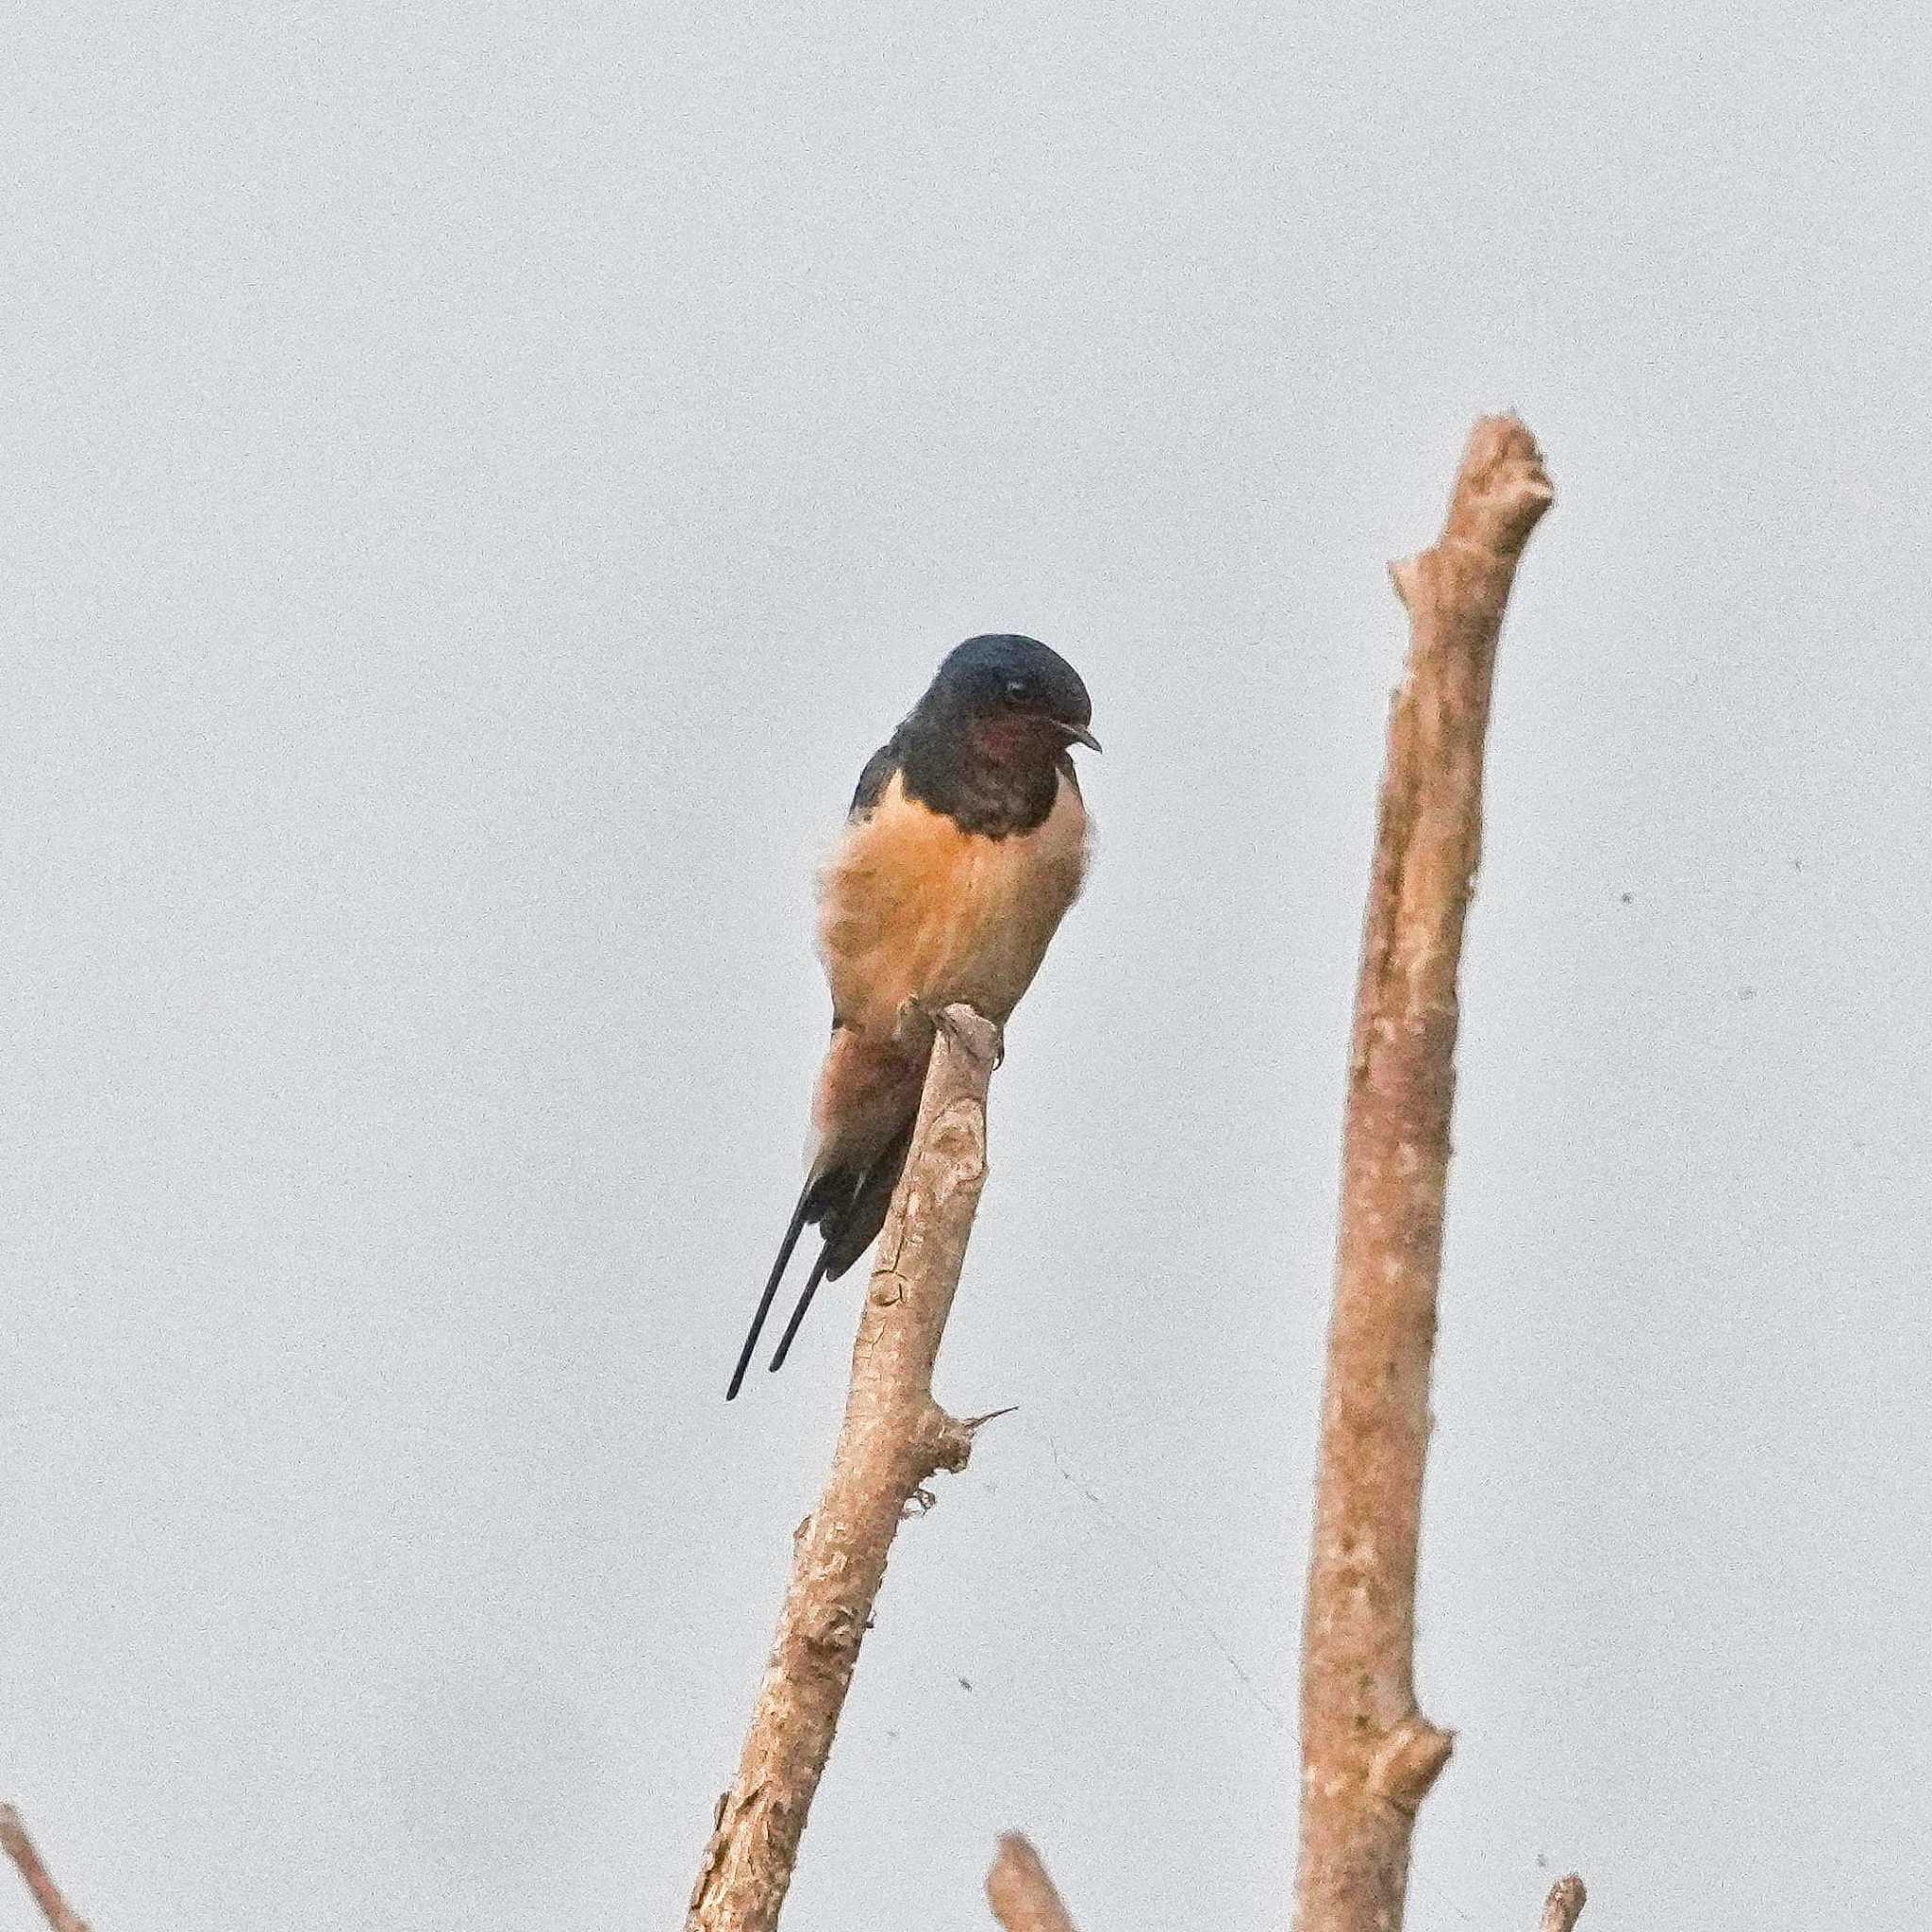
1293 417 1555 1932
686 1007 1003 1932
987 1833 1079 1932
1537 1874 1588 1932
0 1807 92 1932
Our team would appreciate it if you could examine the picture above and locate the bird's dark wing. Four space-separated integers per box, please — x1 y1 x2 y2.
848 740 901 821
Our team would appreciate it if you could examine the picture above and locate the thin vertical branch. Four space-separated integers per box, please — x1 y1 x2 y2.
686 1007 1003 1932
986 1833 1079 1932
0 1807 92 1932
1294 418 1554 1932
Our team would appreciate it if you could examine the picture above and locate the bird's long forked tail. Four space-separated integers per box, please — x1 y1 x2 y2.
765 1245 833 1377
729 1117 919 1398
766 1119 914 1377
725 1182 816 1400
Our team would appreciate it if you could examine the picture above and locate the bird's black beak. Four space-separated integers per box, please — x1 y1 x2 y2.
1060 724 1102 752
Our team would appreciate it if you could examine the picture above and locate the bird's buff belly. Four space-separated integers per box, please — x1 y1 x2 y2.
817 772 1088 1039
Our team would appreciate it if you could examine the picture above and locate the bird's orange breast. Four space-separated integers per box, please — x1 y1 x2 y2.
818 769 1089 1040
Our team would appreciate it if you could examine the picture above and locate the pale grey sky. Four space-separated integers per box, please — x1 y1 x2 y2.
6 5 1930 1930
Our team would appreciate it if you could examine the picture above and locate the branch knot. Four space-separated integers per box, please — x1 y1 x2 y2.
1366 1715 1455 1814
918 1402 978 1477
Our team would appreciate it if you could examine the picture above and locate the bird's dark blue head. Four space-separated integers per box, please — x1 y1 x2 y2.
921 634 1099 752
894 635 1097 836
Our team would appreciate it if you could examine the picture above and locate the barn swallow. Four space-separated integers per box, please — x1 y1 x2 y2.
726 635 1098 1399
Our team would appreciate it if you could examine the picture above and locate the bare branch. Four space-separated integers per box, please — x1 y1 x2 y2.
0 1807 92 1932
1537 1874 1588 1932
1293 418 1555 1932
686 1006 1003 1932
986 1833 1079 1932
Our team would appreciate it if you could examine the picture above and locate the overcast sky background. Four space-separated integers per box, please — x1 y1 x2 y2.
7 5 1930 1929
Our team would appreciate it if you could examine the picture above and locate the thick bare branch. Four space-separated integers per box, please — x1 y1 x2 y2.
1294 418 1554 1932
686 1007 1003 1932
0 1807 92 1932
1538 1874 1588 1932
986 1833 1079 1932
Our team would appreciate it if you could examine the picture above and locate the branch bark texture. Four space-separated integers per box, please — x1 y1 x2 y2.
0 1807 92 1932
986 1833 1079 1932
1294 418 1554 1932
686 1007 1002 1932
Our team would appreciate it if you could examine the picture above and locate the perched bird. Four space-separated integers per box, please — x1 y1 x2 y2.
727 635 1098 1398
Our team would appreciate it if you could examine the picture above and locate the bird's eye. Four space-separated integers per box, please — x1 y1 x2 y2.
1003 677 1027 704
